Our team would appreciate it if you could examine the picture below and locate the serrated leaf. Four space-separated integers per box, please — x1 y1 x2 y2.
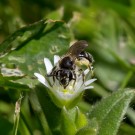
89 89 135 135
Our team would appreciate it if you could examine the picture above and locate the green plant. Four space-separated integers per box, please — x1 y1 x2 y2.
0 0 135 135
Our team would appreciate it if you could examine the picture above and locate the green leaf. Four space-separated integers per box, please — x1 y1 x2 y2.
0 75 29 90
0 19 72 88
0 117 12 135
46 7 64 20
75 126 97 135
0 19 46 57
119 123 135 135
35 85 61 134
95 63 125 91
93 0 130 18
89 89 135 135
0 20 70 76
75 118 98 135
61 107 77 135
18 117 31 135
127 107 135 126
75 107 88 129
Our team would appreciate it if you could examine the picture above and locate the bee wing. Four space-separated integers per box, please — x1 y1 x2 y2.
67 40 88 58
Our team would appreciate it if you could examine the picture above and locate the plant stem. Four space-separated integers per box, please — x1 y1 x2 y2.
119 70 133 89
12 94 23 135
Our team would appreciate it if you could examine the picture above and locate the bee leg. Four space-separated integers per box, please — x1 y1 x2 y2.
64 81 69 89
82 71 85 86
46 74 55 87
78 68 85 85
56 69 62 78
52 75 55 86
56 69 64 86
87 63 94 77
72 71 76 87
61 77 69 89
91 69 94 78
46 66 57 86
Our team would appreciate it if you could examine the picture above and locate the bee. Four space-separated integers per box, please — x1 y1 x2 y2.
47 40 94 88
76 51 94 71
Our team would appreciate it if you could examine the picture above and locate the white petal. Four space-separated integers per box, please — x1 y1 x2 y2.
91 66 93 70
84 86 94 90
34 73 50 88
84 69 90 75
54 55 60 65
44 58 53 74
84 78 97 86
74 78 83 91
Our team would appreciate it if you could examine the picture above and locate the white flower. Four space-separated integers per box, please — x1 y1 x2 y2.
34 55 96 108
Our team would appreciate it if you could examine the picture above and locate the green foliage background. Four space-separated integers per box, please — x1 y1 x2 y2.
0 0 135 135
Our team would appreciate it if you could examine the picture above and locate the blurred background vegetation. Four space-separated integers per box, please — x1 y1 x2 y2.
0 0 135 135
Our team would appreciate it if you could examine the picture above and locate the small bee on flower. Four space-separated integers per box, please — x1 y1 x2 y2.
34 41 96 108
